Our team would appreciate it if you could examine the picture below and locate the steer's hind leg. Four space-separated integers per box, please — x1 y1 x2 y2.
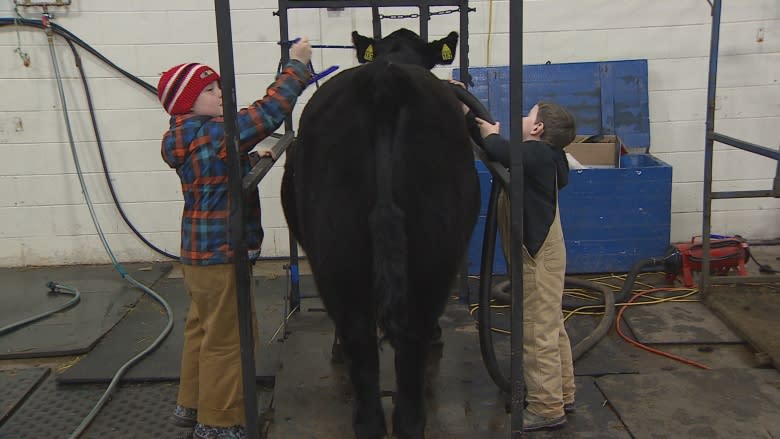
333 314 387 439
392 334 431 439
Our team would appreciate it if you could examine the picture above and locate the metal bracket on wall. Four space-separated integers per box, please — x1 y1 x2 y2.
14 0 72 6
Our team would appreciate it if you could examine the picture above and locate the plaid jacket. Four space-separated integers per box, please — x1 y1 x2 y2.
162 60 310 265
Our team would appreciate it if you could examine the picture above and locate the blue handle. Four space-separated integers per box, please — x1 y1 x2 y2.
308 65 339 84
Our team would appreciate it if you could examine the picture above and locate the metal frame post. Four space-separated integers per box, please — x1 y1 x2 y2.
277 0 476 308
276 2 301 315
271 2 530 437
701 0 721 293
701 0 780 292
509 1 525 435
214 2 259 438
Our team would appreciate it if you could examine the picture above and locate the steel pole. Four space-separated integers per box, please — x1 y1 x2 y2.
509 0 525 436
702 0 722 295
214 2 259 437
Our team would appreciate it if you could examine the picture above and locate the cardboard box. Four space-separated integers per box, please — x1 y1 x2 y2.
564 135 623 168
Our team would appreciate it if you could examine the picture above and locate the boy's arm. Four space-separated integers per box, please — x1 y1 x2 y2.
482 134 511 168
234 60 311 152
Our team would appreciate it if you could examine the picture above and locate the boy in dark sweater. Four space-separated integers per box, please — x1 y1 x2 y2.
475 102 577 431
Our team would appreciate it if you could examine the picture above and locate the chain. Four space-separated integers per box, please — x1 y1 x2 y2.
379 7 475 20
12 4 31 67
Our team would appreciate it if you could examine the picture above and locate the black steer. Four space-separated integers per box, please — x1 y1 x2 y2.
281 29 480 439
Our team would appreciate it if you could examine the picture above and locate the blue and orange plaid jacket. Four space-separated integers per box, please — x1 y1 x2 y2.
162 60 310 265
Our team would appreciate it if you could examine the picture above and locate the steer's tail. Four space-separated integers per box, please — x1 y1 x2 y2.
368 62 410 348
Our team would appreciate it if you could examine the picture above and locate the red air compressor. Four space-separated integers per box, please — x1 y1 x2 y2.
664 235 750 287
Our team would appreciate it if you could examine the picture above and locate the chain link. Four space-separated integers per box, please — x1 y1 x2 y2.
379 7 475 20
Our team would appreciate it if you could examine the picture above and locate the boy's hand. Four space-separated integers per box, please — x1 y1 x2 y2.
256 147 277 161
475 117 500 139
448 80 470 114
290 37 312 65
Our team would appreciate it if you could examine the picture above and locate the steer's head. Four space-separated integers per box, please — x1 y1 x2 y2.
352 28 458 69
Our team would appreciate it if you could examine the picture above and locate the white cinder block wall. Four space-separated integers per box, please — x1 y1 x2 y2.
0 0 777 267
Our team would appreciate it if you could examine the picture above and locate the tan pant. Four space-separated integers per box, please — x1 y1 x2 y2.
178 264 258 427
497 190 575 418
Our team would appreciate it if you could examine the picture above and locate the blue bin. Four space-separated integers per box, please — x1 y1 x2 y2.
460 61 672 274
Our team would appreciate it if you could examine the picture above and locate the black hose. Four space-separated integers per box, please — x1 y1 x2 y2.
446 81 495 124
2 17 284 261
0 18 156 93
566 277 615 359
561 257 665 310
63 38 178 260
1 18 177 257
477 181 511 393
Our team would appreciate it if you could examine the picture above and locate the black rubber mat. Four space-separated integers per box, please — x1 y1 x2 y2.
622 300 742 344
0 372 273 439
596 368 780 438
0 263 170 359
57 275 290 383
0 368 49 426
268 301 629 438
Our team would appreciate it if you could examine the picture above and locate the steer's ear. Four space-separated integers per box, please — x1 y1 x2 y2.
352 31 376 63
428 31 459 66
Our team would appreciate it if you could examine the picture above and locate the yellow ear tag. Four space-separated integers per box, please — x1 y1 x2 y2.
441 44 453 61
364 44 374 61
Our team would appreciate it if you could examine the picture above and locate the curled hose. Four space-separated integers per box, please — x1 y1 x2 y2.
490 277 615 360
561 257 666 310
0 282 81 336
565 277 614 359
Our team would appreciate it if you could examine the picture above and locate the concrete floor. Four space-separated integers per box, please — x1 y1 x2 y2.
0 245 778 438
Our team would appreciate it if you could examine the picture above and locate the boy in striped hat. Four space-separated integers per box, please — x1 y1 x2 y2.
159 38 311 439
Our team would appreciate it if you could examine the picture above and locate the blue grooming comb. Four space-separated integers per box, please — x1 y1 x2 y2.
308 65 339 84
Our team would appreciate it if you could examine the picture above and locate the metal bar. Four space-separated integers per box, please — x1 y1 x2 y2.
372 6 382 39
419 4 429 40
509 0 524 436
14 0 71 6
459 0 472 87
708 275 780 285
277 0 464 8
214 2 259 438
277 1 301 313
775 161 780 197
242 132 295 191
712 132 780 161
454 0 469 304
711 190 777 199
288 234 301 312
701 0 722 294
278 2 294 132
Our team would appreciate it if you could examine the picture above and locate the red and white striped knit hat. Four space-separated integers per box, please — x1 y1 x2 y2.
157 63 220 115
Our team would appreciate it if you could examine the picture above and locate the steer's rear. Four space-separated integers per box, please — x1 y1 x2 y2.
281 29 480 439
